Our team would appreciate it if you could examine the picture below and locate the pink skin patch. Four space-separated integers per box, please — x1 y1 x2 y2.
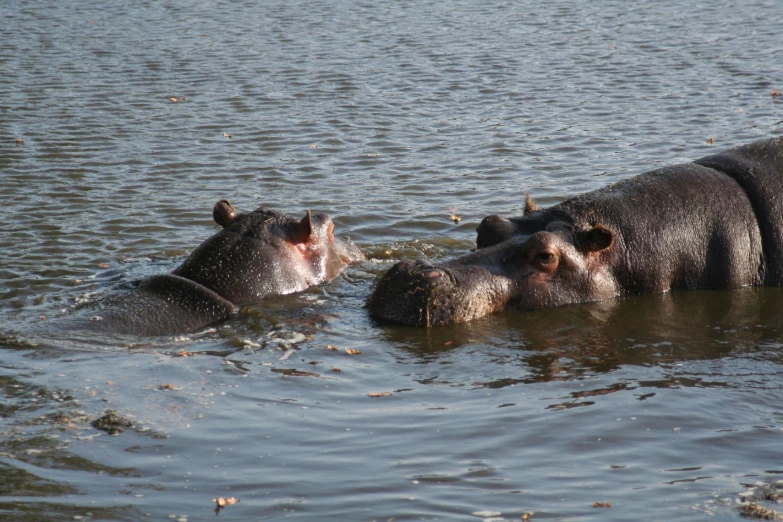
289 222 339 282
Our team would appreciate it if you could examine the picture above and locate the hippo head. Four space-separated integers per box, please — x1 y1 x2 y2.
173 200 364 304
368 222 619 326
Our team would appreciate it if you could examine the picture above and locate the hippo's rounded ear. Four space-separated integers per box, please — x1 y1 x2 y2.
291 210 314 243
578 224 614 253
213 199 238 228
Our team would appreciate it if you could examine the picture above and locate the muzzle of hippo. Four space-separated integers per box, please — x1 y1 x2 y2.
368 224 618 326
367 258 514 327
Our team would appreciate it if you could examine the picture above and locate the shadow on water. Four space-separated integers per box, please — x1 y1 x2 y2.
374 286 783 386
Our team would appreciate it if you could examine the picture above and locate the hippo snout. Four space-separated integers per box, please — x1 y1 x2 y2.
385 260 449 288
369 252 518 327
368 259 462 327
367 260 442 325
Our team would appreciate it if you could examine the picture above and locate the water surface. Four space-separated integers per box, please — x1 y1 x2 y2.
2 0 783 520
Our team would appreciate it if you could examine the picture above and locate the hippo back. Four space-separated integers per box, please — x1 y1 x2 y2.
76 275 236 336
694 137 783 285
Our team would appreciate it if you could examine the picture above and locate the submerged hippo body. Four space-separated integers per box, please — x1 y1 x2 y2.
84 201 364 335
369 137 783 326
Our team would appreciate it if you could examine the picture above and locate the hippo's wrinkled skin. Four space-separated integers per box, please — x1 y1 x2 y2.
85 201 364 335
368 137 783 326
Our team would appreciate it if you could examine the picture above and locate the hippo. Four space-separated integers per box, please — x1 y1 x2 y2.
80 200 364 335
368 137 783 326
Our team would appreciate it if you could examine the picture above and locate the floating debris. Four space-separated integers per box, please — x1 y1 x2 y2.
223 132 232 139
592 502 612 508
772 89 781 97
737 482 783 519
158 383 178 391
738 503 783 520
752 485 782 502
368 391 392 397
449 214 461 224
90 410 133 435
15 137 23 144
169 96 186 102
705 137 714 144
271 368 320 378
213 497 239 514
266 330 307 349
345 348 362 355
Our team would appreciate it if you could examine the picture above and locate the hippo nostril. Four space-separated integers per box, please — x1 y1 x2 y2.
420 270 442 281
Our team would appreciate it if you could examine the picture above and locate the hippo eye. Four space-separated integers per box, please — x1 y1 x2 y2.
536 251 555 265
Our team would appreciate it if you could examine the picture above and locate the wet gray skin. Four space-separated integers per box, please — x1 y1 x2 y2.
81 200 365 335
173 200 365 302
368 223 619 327
369 137 783 326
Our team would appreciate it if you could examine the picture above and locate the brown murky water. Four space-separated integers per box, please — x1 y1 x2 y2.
2 0 783 520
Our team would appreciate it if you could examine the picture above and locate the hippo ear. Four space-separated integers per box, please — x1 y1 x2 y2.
292 210 314 243
213 199 237 228
578 224 614 253
524 194 538 215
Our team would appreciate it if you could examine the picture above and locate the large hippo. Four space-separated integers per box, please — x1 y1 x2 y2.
81 200 364 335
368 137 783 326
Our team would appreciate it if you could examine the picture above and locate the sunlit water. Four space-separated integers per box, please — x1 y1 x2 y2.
2 0 783 520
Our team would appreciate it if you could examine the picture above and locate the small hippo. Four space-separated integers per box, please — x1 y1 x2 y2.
368 137 783 326
83 201 364 335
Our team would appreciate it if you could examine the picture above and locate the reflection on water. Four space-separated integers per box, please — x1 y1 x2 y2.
380 287 783 386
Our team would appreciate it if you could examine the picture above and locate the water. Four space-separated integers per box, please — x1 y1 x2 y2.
2 0 783 519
